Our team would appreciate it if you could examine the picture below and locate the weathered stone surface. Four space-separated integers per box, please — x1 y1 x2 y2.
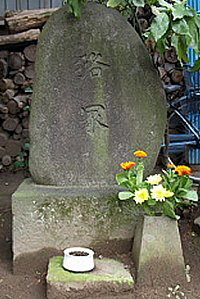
47 256 134 299
132 215 186 286
29 2 166 186
12 178 140 271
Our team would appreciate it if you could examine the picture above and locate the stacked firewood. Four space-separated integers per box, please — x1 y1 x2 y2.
0 8 59 169
0 45 35 168
0 5 184 169
137 5 184 88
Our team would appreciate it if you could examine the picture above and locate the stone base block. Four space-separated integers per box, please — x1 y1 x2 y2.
47 257 134 299
132 215 186 286
12 178 140 273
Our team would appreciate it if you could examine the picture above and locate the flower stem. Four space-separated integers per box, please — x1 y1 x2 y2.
136 162 144 186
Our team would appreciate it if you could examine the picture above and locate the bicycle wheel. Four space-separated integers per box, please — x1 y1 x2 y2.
168 94 200 182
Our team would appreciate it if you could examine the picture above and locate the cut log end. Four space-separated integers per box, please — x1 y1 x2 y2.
2 117 19 132
2 155 12 166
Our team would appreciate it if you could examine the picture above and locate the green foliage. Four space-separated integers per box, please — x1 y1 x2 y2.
14 143 30 170
144 0 200 68
163 200 177 219
116 151 198 220
63 0 86 18
149 12 169 42
191 58 200 71
118 191 134 200
64 0 200 70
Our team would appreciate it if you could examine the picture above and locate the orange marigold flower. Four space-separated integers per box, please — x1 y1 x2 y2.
120 161 136 170
167 163 175 169
175 165 192 176
133 150 148 158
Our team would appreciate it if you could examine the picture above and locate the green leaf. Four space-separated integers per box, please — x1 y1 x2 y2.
174 197 182 203
135 163 144 186
147 198 157 206
23 143 30 151
194 14 200 28
172 2 188 20
151 5 161 16
171 34 179 49
107 0 122 8
23 86 33 93
116 173 132 189
146 0 158 5
182 177 193 190
177 36 189 62
172 19 189 35
156 38 166 54
132 0 145 7
188 19 199 48
143 31 151 38
191 58 200 72
184 190 198 202
176 188 188 197
118 191 134 200
116 173 128 185
14 161 25 168
158 0 172 9
65 0 82 18
172 1 194 20
163 200 177 219
150 13 170 42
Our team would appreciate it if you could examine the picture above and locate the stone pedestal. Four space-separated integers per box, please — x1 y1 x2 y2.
12 178 140 273
132 215 186 286
47 257 134 299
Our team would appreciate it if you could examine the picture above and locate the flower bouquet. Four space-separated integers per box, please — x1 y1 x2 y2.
116 150 198 219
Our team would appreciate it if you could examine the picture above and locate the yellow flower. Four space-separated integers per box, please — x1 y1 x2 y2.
151 185 167 202
120 161 136 170
133 150 148 158
146 174 162 185
167 163 175 169
175 165 192 176
134 188 149 204
165 190 174 198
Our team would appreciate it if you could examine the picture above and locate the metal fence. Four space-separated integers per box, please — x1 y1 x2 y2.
0 0 63 16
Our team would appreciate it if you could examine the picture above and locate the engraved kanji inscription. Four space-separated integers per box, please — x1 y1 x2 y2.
81 104 109 135
75 52 110 79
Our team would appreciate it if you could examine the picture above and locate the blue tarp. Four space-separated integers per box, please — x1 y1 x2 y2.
187 0 200 164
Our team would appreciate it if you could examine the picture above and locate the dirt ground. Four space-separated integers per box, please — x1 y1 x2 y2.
0 171 200 299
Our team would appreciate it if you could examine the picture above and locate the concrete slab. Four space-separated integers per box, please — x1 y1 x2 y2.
132 215 186 286
47 256 134 299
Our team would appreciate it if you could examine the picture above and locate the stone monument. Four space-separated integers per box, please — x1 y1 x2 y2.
12 2 166 272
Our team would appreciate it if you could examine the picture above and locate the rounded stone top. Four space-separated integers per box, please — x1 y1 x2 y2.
29 2 166 186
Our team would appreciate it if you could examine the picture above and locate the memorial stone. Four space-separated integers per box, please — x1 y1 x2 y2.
29 2 166 186
12 2 167 272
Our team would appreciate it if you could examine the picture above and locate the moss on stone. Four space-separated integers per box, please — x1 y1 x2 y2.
12 179 140 258
13 179 141 231
48 256 134 285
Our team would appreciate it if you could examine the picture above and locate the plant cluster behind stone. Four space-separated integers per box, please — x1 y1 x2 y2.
63 0 200 71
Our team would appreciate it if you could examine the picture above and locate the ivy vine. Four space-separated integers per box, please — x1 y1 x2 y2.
63 0 200 71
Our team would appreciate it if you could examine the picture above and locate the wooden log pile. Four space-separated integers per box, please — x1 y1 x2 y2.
0 8 57 45
0 8 59 169
0 5 184 169
0 45 34 168
137 5 184 90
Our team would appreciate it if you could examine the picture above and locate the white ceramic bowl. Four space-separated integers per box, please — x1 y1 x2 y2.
63 247 95 272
